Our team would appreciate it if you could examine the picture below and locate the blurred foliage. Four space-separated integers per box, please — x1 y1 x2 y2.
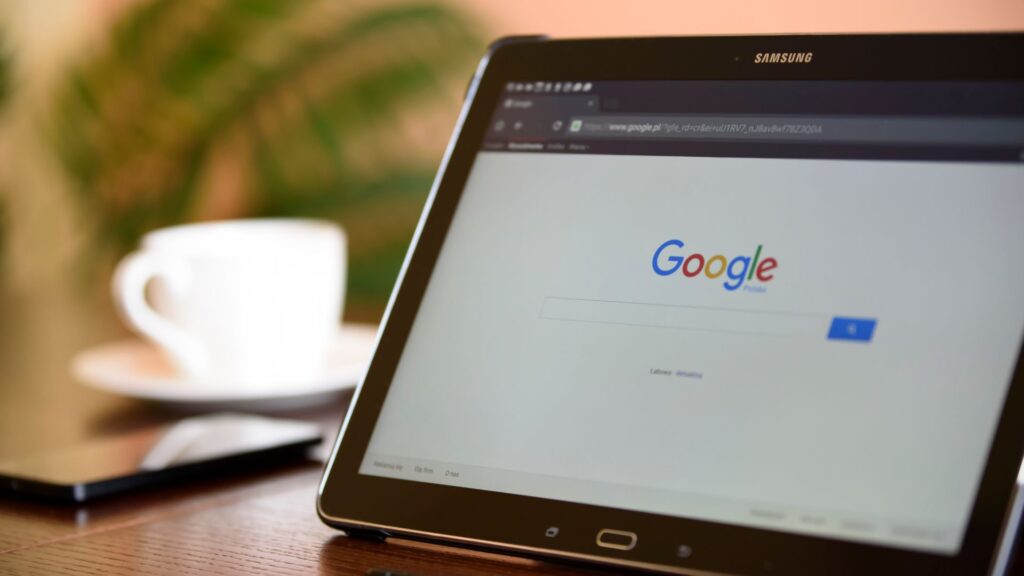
0 33 7 106
0 30 9 276
50 0 481 307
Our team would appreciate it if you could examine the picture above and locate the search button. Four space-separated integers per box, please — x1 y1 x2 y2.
827 317 876 342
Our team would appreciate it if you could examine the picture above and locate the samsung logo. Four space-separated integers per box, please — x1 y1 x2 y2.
754 52 813 64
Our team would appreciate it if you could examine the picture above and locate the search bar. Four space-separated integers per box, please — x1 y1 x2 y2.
565 115 1024 147
540 297 826 339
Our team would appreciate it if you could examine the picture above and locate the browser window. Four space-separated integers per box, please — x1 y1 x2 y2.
359 81 1024 554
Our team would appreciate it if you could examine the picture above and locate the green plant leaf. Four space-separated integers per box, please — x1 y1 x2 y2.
0 36 8 108
49 0 482 306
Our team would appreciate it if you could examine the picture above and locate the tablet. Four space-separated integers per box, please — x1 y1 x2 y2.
318 34 1024 575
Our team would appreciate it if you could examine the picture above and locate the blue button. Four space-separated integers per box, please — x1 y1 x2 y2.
827 317 876 342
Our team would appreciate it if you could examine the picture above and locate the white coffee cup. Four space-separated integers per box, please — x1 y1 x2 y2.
112 219 346 389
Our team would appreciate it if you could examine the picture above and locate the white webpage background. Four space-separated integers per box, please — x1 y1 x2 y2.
362 153 1024 553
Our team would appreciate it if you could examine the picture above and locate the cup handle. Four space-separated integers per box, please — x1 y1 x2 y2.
112 251 207 378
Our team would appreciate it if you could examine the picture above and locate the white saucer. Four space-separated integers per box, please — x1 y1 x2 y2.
72 323 378 410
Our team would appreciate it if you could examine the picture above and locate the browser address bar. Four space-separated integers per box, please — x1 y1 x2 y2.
565 115 1024 146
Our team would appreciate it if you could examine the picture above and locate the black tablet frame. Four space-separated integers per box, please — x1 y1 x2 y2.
319 33 1024 576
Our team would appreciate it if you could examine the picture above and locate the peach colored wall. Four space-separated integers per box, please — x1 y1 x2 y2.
463 0 1024 37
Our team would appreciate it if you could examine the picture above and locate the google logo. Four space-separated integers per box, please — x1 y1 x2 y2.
652 240 779 291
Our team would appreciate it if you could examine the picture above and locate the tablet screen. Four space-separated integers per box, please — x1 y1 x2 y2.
358 81 1024 554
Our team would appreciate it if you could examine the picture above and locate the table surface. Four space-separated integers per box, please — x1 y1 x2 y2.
0 281 609 576
0 282 1020 575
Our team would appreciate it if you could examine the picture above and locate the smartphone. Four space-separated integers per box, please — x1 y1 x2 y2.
0 413 322 502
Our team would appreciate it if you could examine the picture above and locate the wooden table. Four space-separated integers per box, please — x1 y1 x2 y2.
0 282 1020 575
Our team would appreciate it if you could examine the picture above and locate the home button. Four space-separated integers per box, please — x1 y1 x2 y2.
596 528 637 551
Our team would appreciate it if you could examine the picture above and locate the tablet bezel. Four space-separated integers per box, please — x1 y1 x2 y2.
319 33 1024 576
